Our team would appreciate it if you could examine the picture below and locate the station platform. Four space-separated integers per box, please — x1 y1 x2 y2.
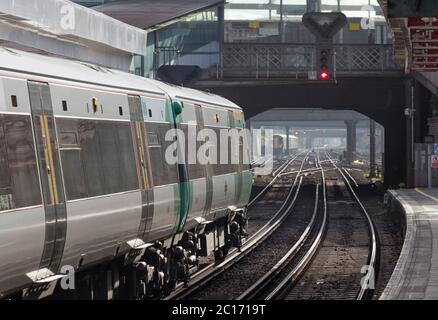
381 188 438 300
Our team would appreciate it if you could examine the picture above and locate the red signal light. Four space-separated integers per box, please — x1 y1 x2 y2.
319 71 329 80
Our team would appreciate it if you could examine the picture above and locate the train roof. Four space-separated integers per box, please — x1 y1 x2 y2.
149 79 241 110
0 47 164 96
0 47 241 111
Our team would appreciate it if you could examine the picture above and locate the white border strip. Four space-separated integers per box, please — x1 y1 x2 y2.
379 190 416 300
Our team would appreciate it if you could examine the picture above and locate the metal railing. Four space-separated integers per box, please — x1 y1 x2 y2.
169 43 404 81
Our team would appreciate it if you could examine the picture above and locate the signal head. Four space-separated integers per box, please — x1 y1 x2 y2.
319 71 330 80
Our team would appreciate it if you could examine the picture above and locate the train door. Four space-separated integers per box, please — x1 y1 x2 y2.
128 95 154 243
141 96 180 241
193 105 213 220
229 110 242 207
231 110 252 207
28 81 67 279
172 99 189 235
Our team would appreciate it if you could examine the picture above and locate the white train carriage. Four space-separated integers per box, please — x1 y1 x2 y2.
0 47 252 299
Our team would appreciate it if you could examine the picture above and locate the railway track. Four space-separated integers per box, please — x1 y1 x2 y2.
180 153 317 300
165 150 310 300
235 150 328 300
230 150 379 301
277 150 379 300
167 149 382 301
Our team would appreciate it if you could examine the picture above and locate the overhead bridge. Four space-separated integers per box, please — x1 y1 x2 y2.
178 42 407 188
177 43 405 82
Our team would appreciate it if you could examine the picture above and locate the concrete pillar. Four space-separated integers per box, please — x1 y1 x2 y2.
285 126 290 155
369 119 376 178
428 94 438 139
345 120 357 164
305 135 312 149
405 79 415 188
432 94 438 118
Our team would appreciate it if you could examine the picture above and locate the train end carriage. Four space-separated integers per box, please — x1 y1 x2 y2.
150 81 253 260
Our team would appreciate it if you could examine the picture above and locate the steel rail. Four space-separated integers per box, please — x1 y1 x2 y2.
250 156 273 172
325 151 379 300
342 167 359 189
248 150 306 207
166 151 310 300
236 183 320 300
260 150 328 300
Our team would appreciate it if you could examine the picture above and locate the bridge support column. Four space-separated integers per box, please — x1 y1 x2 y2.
345 120 357 164
305 135 312 149
369 119 376 178
405 79 415 188
285 126 290 155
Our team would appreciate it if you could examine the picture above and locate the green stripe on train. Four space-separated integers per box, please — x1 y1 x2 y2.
165 98 175 124
175 181 191 233
172 184 181 234
240 170 253 204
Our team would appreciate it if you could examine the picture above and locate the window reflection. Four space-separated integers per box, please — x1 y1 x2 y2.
57 118 139 200
0 114 41 211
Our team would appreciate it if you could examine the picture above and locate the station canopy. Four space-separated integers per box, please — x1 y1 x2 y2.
94 0 225 30
0 0 147 70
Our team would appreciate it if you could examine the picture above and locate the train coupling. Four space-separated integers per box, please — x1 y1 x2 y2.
227 206 248 250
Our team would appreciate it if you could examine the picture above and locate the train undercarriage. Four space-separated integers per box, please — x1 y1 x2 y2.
15 208 248 300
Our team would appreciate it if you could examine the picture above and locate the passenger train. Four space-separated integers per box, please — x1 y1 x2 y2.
0 47 252 299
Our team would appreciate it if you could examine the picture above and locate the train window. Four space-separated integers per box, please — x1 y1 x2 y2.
62 100 68 111
206 127 236 176
60 149 87 200
96 124 121 194
0 114 41 211
146 123 178 186
115 123 138 191
97 122 137 194
76 120 104 198
239 129 250 171
57 118 138 200
11 95 18 107
180 123 205 180
119 106 123 116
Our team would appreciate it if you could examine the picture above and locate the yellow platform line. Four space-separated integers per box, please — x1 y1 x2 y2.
415 187 438 203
